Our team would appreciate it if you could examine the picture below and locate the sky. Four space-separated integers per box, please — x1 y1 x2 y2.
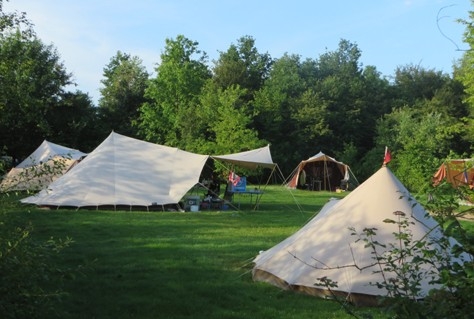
4 0 473 104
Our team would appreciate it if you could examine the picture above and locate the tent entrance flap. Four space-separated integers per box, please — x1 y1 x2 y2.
286 151 357 191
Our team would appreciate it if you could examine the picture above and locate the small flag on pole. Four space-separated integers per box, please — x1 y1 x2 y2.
383 146 391 165
228 171 241 186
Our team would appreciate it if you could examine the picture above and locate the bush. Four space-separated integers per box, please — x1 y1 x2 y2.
0 206 73 318
316 187 474 319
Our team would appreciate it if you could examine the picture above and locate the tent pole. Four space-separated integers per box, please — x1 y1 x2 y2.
348 167 360 187
324 159 328 191
252 165 277 210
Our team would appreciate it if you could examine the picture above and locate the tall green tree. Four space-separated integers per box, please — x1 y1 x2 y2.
212 35 272 96
137 35 211 148
198 81 264 155
393 64 452 107
0 0 32 37
374 107 452 192
99 51 149 138
46 90 101 152
456 3 474 150
1 4 78 318
361 62 468 184
253 41 391 176
290 40 388 163
0 30 72 160
253 54 311 173
312 40 366 149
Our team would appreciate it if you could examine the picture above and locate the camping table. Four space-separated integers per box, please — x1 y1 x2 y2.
233 189 264 209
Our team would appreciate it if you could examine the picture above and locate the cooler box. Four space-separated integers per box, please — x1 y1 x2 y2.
185 195 201 211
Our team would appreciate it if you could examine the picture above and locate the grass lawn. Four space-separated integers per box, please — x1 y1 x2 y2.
3 186 469 319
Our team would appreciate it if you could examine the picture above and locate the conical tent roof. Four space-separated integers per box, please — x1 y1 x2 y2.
16 140 86 168
1 140 87 192
253 166 471 305
21 132 209 208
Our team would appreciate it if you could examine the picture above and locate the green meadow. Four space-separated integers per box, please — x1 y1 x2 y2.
3 186 472 319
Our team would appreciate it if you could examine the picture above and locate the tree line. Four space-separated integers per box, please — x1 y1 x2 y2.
2 1 474 193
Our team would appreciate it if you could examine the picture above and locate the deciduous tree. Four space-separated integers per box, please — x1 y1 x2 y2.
253 54 311 173
99 51 149 137
212 35 272 96
0 30 72 160
198 81 264 155
137 35 211 148
46 91 101 152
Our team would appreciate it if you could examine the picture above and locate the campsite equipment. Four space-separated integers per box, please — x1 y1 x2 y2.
253 165 471 306
184 195 201 211
211 146 279 210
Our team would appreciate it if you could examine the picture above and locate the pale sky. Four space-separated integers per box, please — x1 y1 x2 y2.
4 0 472 104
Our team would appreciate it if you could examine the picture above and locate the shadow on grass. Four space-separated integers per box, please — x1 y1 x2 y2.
2 189 388 319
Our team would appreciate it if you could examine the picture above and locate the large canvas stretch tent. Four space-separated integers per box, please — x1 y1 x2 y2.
21 132 209 209
286 151 355 191
253 166 471 306
1 140 87 192
432 158 474 188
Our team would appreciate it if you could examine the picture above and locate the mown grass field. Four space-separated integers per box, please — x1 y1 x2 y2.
3 186 472 319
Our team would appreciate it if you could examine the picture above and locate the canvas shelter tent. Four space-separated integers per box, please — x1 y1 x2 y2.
195 145 279 209
212 145 278 185
21 132 209 210
0 140 87 192
286 151 355 191
432 158 474 188
211 145 277 170
253 165 472 306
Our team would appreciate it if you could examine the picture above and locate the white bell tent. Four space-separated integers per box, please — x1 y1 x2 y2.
253 166 471 305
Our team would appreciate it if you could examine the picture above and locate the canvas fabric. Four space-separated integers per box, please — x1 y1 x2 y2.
253 166 471 304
